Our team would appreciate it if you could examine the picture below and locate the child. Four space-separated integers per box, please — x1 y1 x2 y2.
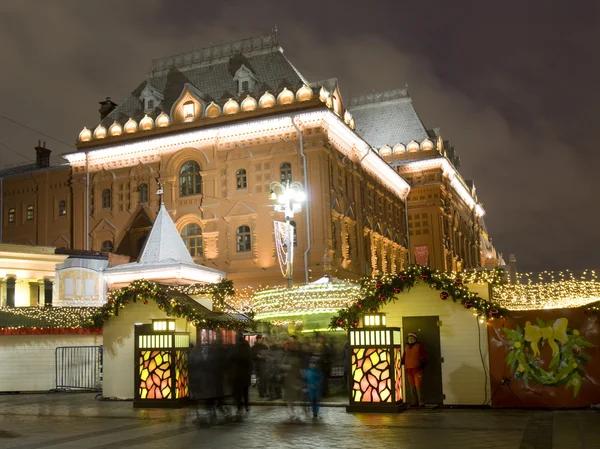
305 356 323 419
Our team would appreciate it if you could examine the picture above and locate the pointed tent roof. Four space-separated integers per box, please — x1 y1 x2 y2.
104 203 225 285
138 204 194 265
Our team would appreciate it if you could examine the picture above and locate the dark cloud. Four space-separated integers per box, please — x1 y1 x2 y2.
0 0 597 271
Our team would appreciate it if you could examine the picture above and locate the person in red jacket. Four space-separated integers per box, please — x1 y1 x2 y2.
401 332 427 407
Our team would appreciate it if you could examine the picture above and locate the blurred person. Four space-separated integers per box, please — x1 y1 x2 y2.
316 335 332 397
305 356 323 419
283 335 303 420
229 332 253 419
251 334 268 398
401 332 428 407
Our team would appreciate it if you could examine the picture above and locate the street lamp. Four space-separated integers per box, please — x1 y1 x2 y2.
269 180 305 288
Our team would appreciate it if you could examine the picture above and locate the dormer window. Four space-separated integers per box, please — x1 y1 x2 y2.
183 102 195 120
139 83 164 114
233 64 258 95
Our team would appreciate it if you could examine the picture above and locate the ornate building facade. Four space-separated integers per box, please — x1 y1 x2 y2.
0 32 500 288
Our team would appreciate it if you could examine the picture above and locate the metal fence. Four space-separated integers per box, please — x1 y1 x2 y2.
55 346 102 391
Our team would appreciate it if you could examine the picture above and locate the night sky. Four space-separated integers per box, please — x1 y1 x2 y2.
0 1 598 272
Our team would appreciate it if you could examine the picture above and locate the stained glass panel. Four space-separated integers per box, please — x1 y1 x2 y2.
175 350 189 399
139 350 172 399
394 347 402 401
351 348 392 403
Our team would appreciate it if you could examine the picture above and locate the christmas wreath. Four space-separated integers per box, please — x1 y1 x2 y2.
503 317 595 397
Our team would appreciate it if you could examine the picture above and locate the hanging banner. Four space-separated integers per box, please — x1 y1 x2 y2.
488 309 600 408
414 245 429 266
274 221 293 276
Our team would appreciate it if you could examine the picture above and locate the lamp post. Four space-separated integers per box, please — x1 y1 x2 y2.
269 180 305 288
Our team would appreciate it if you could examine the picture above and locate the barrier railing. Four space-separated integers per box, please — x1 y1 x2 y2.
55 346 102 391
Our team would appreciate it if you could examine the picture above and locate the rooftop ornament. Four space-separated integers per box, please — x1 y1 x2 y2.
109 122 123 137
79 127 92 142
93 124 107 139
241 95 258 112
124 118 138 134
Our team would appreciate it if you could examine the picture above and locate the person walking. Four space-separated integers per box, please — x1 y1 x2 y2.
401 332 427 407
305 356 323 419
283 336 303 420
229 332 253 420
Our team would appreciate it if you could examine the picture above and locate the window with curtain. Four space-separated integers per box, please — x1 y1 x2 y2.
236 225 251 252
236 169 247 189
26 205 34 221
8 208 15 223
102 189 111 208
181 223 203 257
179 161 202 196
280 162 292 183
138 183 148 203
59 200 67 216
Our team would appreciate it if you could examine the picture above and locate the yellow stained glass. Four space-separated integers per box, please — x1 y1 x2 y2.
370 351 379 365
363 357 372 372
144 351 150 361
149 359 156 372
356 348 364 359
354 390 362 402
140 369 149 381
353 367 363 382
140 389 147 399
163 386 171 398
156 353 163 366
380 389 390 401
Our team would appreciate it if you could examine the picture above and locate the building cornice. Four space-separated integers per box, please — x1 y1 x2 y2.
393 157 485 217
65 110 411 201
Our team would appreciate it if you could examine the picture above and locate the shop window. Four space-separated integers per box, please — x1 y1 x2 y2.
236 225 251 252
179 161 202 196
181 223 203 257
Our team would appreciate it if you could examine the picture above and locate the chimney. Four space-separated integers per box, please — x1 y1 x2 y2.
99 97 118 120
34 141 51 168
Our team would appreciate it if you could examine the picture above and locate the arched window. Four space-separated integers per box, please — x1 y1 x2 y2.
26 205 34 221
242 81 249 91
59 200 67 216
8 208 15 223
236 169 247 189
280 162 292 183
181 223 203 257
102 189 111 208
290 220 297 247
138 183 148 204
236 225 251 252
179 161 202 196
101 240 113 252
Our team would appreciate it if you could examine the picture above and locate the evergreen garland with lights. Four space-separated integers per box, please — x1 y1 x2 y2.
330 265 508 329
86 279 252 331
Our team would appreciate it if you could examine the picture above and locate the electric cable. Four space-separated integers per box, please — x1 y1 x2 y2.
0 141 33 162
0 112 75 148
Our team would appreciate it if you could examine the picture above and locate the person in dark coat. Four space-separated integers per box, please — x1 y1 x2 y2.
251 334 268 398
229 332 253 418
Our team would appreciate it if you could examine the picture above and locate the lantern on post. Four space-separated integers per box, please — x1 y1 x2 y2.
346 313 406 413
134 319 190 408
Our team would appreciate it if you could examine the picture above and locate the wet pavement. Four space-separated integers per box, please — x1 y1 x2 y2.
0 393 598 448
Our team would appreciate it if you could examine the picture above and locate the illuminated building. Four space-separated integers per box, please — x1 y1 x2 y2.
0 31 503 288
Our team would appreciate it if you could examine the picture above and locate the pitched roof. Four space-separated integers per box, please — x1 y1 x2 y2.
348 88 429 149
138 203 194 265
101 32 308 128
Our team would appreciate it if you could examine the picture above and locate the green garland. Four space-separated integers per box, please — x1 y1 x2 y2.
503 318 595 397
330 265 508 329
85 279 253 331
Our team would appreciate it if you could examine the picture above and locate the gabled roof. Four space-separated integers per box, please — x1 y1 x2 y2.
348 88 429 148
138 203 194 265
